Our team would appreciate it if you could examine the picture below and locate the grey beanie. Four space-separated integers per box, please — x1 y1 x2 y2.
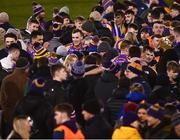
59 6 69 15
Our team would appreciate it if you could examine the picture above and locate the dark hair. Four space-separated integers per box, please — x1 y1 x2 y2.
163 14 172 21
29 18 39 25
171 4 180 12
115 10 125 18
151 8 161 19
84 54 97 65
128 46 141 58
8 43 21 53
54 103 73 118
50 63 65 77
143 46 154 53
152 21 163 27
125 9 134 15
137 103 149 111
59 12 70 19
75 16 85 22
4 33 17 41
53 15 63 23
128 23 138 30
30 30 43 40
90 52 102 65
72 29 83 36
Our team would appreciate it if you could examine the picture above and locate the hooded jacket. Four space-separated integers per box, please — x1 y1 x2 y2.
112 126 142 139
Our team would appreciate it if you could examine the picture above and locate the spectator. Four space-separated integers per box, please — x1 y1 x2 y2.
0 57 29 138
53 103 85 139
82 98 113 139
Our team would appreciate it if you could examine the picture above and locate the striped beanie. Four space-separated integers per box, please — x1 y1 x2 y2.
32 2 45 16
102 0 114 10
33 43 50 59
127 60 143 75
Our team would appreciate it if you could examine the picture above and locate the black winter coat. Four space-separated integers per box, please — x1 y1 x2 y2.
45 80 67 107
95 71 118 105
82 115 113 139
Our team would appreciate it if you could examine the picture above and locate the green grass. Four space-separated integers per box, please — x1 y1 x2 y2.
0 0 97 29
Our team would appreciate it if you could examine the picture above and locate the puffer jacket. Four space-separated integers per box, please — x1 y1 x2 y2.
112 126 142 139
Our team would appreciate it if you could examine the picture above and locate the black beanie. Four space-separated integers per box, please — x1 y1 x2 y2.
82 99 101 115
81 20 96 33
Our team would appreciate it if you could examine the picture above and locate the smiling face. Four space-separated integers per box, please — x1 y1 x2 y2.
72 32 83 46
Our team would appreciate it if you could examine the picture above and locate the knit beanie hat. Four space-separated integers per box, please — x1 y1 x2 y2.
0 12 9 23
32 2 45 16
71 60 85 77
16 57 29 69
171 113 180 127
126 92 146 104
101 0 114 10
122 111 138 126
33 42 50 59
82 98 101 115
89 11 102 21
6 28 19 37
124 102 138 113
127 60 143 75
147 104 164 120
59 6 70 15
56 45 67 57
30 78 46 94
97 41 111 53
81 20 96 33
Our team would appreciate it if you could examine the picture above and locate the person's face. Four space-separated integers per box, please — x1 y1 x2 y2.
82 110 93 121
72 32 83 46
174 31 180 43
114 15 124 25
75 20 83 30
147 13 153 23
153 37 161 48
26 118 32 132
12 49 20 61
57 68 67 81
28 23 39 33
54 111 64 125
144 50 155 63
137 108 148 122
170 9 179 18
174 124 180 137
141 32 149 40
63 18 70 27
32 35 44 45
125 14 134 24
167 69 178 80
5 37 17 47
153 23 164 35
147 115 159 127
